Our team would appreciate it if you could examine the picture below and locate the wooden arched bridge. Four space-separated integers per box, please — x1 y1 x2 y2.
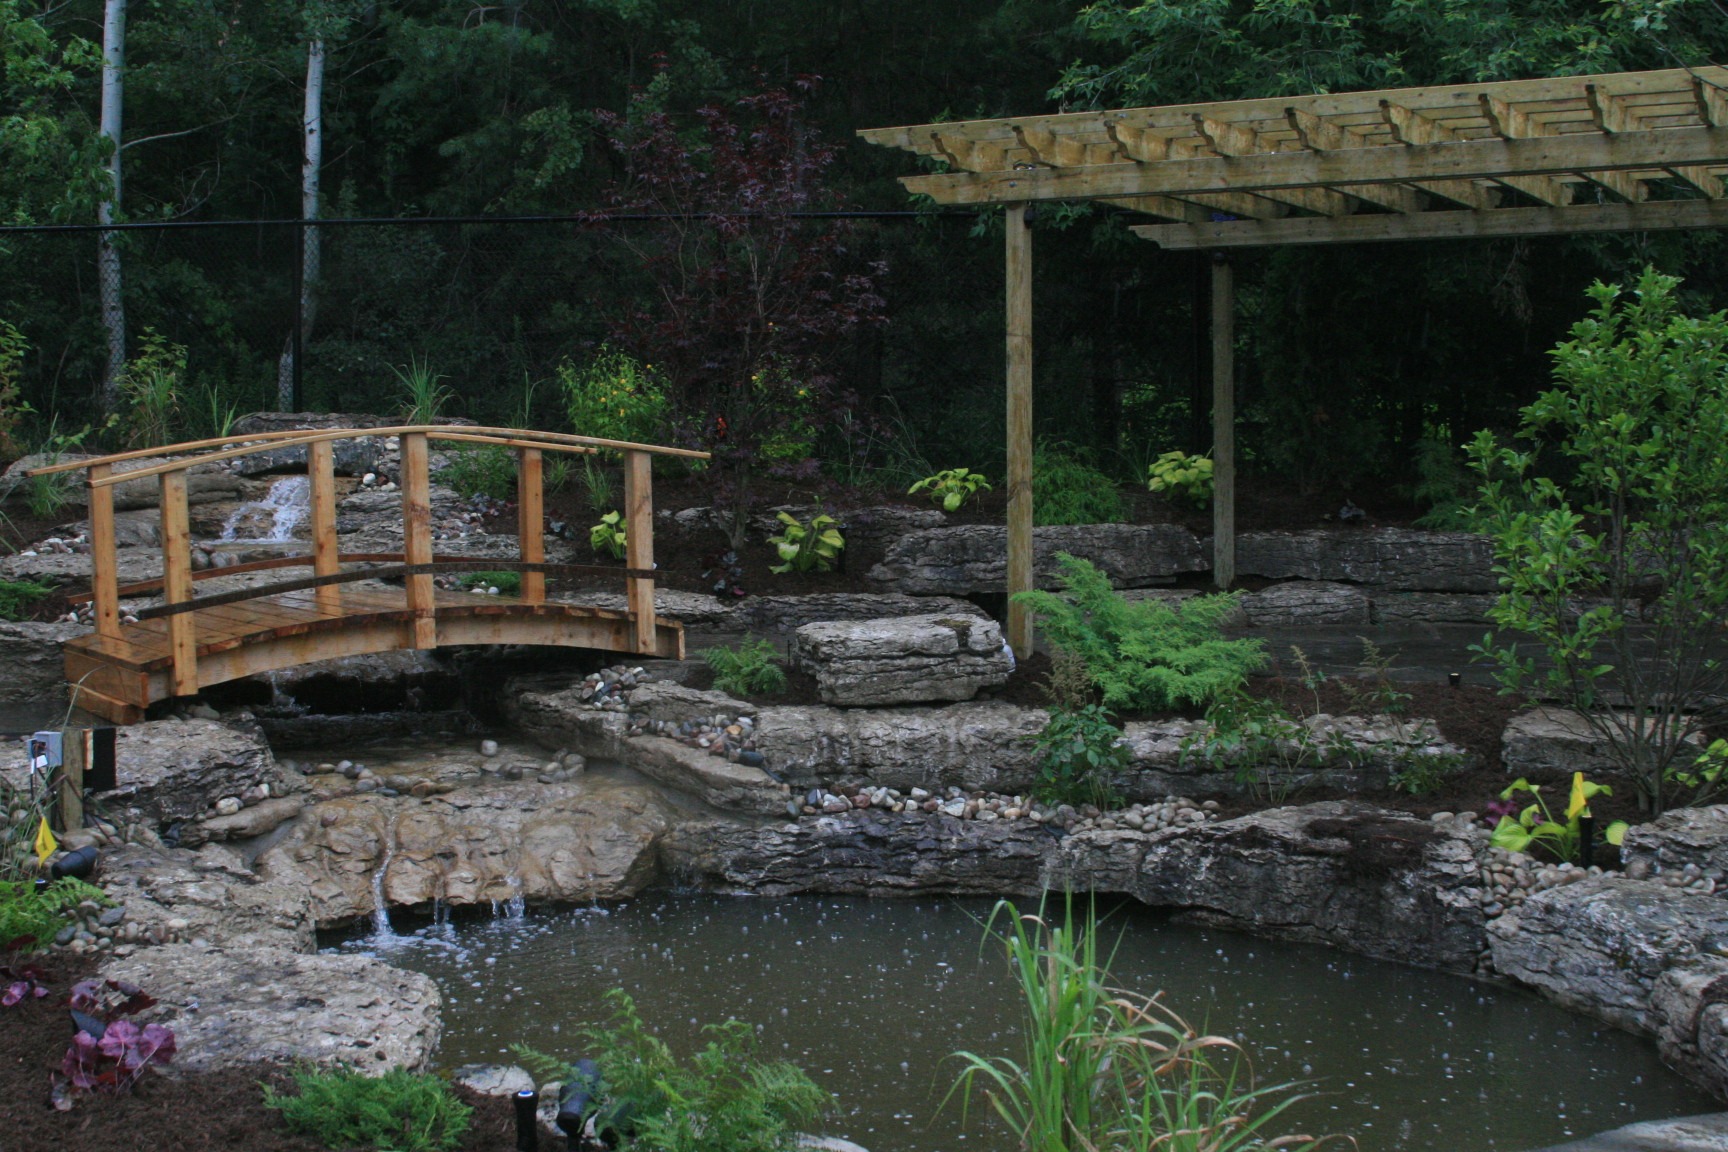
26 426 707 724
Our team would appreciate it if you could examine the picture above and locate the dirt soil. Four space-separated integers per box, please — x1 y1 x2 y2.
0 953 562 1152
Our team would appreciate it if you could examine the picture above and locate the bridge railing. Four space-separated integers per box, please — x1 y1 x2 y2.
27 426 709 696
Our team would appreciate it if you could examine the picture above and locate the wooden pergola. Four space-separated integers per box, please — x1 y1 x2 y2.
859 65 1728 657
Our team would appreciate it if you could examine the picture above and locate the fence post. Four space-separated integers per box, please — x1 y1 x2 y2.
401 431 436 649
623 449 655 654
158 468 199 696
517 446 545 605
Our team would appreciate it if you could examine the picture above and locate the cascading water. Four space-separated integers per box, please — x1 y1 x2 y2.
369 845 396 941
219 475 311 543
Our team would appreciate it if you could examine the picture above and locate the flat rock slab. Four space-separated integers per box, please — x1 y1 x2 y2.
1234 528 1496 592
1501 707 1703 779
98 842 315 952
100 942 441 1073
796 614 1012 706
1045 800 1489 971
1239 581 1370 627
104 717 280 824
1522 1113 1728 1152
1370 591 1499 625
1489 876 1728 1034
664 812 1051 897
628 735 789 814
867 523 1204 595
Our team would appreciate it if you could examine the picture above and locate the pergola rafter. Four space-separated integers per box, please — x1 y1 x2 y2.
860 66 1728 657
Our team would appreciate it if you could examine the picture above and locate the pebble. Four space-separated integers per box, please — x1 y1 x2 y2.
480 740 500 757
214 797 242 816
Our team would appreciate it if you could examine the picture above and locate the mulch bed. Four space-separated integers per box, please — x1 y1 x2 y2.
0 953 561 1152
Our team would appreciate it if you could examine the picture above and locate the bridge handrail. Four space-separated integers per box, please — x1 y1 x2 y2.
22 424 709 483
45 424 688 696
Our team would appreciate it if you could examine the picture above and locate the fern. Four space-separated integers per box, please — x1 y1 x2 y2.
1013 555 1266 712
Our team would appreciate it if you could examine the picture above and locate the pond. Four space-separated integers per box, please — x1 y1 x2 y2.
329 893 1714 1152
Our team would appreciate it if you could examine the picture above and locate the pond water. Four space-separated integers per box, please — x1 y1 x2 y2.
328 893 1714 1152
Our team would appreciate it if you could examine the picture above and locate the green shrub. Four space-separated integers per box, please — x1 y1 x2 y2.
1181 691 1328 804
705 639 787 697
0 577 53 621
438 445 516 500
561 346 670 447
456 570 521 596
514 989 827 1152
118 328 185 448
1032 444 1123 526
0 877 107 950
263 1066 471 1152
1030 704 1126 808
767 511 843 574
0 319 34 458
1145 449 1213 505
1013 555 1265 712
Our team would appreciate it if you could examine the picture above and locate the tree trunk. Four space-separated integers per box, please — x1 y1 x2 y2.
277 36 324 411
97 0 127 413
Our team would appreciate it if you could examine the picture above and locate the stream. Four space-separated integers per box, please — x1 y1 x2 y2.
329 892 1714 1152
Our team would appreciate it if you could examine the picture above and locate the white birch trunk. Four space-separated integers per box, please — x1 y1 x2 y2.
277 36 325 411
97 0 127 412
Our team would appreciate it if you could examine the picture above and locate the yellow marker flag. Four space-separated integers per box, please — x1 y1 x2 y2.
1567 771 1590 822
34 817 57 865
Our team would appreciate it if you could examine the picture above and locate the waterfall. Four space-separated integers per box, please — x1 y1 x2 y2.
370 844 396 940
219 475 311 542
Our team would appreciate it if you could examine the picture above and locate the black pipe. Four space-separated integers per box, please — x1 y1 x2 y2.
1579 815 1595 869
513 1088 539 1152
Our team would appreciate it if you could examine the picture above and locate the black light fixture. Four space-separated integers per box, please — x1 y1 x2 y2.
513 1088 539 1152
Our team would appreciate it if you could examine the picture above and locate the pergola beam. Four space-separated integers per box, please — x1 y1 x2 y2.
901 125 1728 206
1132 195 1728 249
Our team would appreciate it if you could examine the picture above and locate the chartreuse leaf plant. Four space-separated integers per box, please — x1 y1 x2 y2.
768 511 844 574
1146 450 1214 505
590 511 627 560
908 468 991 512
1490 772 1628 864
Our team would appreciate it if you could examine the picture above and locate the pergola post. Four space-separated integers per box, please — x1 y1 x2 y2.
1005 203 1034 658
1211 254 1235 591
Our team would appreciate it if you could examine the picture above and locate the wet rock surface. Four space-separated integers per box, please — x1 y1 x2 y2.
95 842 316 952
99 942 441 1073
1046 800 1490 971
795 614 1013 706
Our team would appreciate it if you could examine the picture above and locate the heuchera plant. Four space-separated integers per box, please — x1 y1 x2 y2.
2 962 51 1006
52 978 175 1108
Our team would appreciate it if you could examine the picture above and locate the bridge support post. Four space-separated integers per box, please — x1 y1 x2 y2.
159 468 199 697
517 446 545 605
309 439 342 614
401 431 437 649
624 449 656 654
87 463 122 640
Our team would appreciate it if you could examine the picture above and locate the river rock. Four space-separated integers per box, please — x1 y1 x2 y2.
0 620 89 704
100 942 440 1073
1045 801 1489 971
455 1064 536 1098
1488 876 1728 1034
102 717 280 825
96 842 315 952
1521 1113 1728 1152
256 779 673 927
1623 806 1728 881
1233 528 1496 591
1238 581 1371 627
664 811 1051 896
795 614 1013 706
867 523 1205 595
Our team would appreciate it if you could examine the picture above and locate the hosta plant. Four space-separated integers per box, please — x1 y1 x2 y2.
908 468 991 512
1146 449 1214 505
590 511 627 560
1491 772 1628 864
768 511 844 573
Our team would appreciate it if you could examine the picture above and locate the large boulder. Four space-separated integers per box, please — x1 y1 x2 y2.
1238 581 1370 627
108 457 243 511
1489 876 1728 1034
868 523 1205 595
0 620 88 704
1623 806 1728 882
97 842 315 952
664 811 1052 896
0 546 163 588
1234 528 1496 592
1499 708 1701 779
1522 1114 1728 1152
99 942 441 1073
1044 801 1489 971
256 778 673 927
103 717 280 825
1653 958 1728 1103
795 614 1013 706
743 593 983 635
